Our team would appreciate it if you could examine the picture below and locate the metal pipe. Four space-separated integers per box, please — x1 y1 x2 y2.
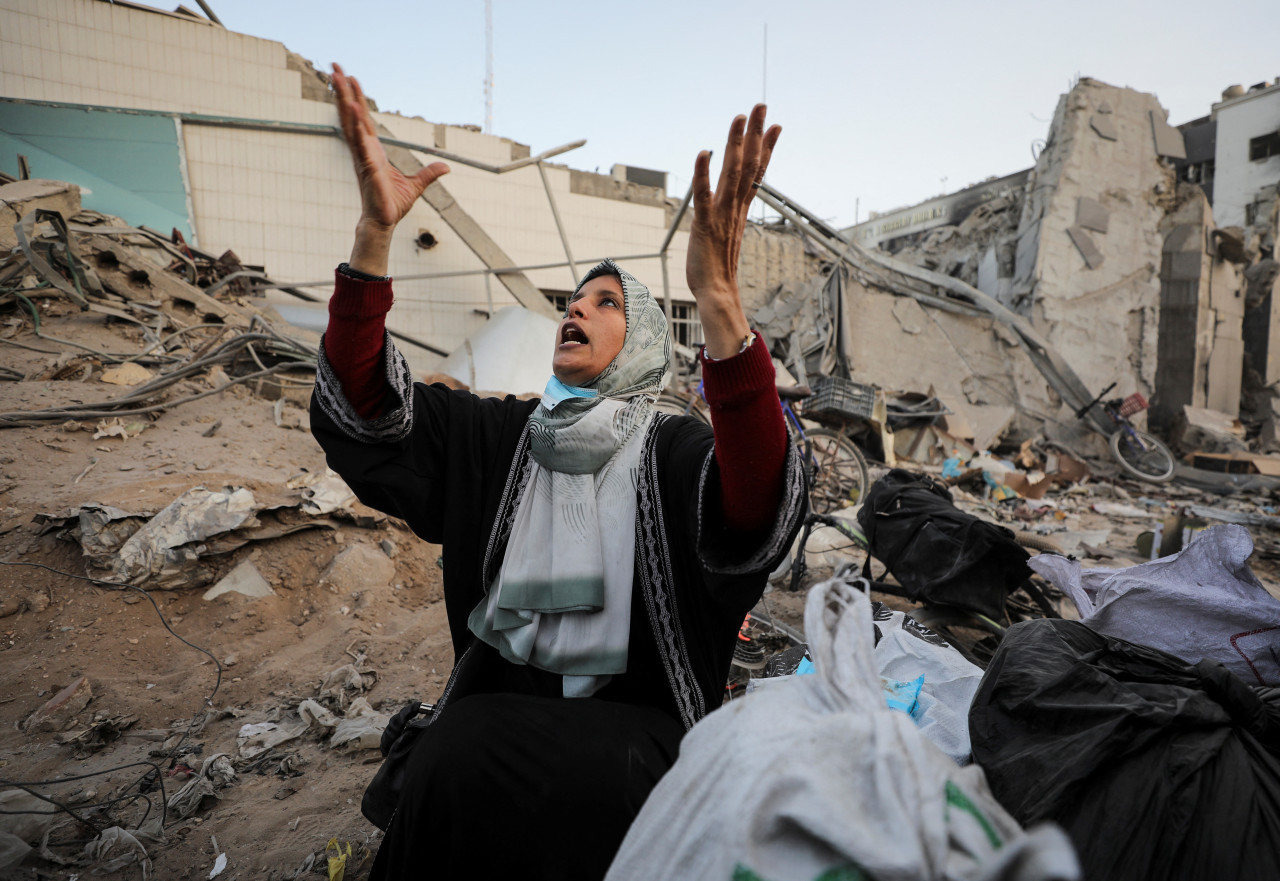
660 251 681 380
758 181 1101 422
537 161 578 283
247 252 666 290
660 183 695 256
194 0 224 26
753 189 984 318
0 98 585 177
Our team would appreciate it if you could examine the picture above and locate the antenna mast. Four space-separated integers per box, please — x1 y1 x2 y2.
484 0 494 134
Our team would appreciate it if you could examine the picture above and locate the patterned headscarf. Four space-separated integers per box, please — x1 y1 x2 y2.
525 259 671 472
468 259 673 696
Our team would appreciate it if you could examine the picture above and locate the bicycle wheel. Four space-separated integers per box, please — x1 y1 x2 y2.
799 428 871 513
654 391 710 425
1108 428 1174 482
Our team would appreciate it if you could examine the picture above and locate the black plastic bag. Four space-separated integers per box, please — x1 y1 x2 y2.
970 619 1280 881
856 469 1030 620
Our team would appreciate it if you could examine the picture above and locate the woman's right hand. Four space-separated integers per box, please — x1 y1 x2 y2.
332 63 449 234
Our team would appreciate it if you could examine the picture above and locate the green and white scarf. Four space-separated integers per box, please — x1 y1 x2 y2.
468 259 672 697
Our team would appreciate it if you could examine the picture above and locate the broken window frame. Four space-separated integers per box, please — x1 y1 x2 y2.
1248 132 1280 162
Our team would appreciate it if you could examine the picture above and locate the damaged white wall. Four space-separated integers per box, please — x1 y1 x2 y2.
0 0 706 374
843 287 1022 451
1213 82 1280 229
1010 79 1175 421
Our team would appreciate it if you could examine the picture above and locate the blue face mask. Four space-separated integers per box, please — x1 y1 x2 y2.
541 374 598 410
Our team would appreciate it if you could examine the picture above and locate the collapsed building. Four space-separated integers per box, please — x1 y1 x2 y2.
2 0 1278 470
0 0 818 383
755 77 1280 465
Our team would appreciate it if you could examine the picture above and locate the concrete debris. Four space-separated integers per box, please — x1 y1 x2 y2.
1149 110 1188 159
320 543 396 594
203 558 276 601
1189 451 1280 476
0 185 320 434
1089 114 1119 141
1066 226 1105 269
289 467 357 516
1173 405 1248 453
100 362 155 386
0 179 82 251
22 675 92 733
1075 197 1111 234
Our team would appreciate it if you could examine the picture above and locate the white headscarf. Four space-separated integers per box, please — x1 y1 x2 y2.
467 260 672 697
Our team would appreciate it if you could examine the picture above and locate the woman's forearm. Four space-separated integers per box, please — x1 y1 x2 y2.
696 289 753 360
702 334 787 533
349 219 396 277
324 268 394 419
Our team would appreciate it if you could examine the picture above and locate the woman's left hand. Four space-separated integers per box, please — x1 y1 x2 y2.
686 105 782 359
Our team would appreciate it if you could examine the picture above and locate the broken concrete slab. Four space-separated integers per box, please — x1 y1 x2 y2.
0 179 81 251
203 558 275 601
1076 197 1110 234
23 675 92 732
1090 115 1119 141
1174 405 1248 453
1149 110 1188 159
1066 226 1105 269
320 543 396 593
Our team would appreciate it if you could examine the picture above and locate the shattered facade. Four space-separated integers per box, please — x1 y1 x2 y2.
818 78 1278 455
0 0 803 378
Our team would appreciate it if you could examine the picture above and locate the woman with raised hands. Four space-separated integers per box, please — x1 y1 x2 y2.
313 63 806 880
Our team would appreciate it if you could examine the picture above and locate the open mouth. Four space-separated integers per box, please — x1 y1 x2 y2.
561 323 589 346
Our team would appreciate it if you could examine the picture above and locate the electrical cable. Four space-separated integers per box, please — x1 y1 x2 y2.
0 559 227 836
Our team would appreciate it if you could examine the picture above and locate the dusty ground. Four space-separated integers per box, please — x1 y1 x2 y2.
0 306 453 879
3 299 1280 879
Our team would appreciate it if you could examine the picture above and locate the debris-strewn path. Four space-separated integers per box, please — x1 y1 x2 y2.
0 215 456 879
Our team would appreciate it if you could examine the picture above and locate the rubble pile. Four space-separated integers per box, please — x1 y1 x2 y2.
0 179 451 878
3 77 1280 880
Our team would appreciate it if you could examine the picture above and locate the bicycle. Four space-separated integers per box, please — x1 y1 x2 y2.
654 386 710 424
655 380 871 515
778 384 871 513
1073 383 1175 483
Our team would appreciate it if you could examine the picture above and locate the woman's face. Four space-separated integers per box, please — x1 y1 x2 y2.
552 274 627 386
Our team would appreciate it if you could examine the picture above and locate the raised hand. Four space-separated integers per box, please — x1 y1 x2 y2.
686 105 782 359
332 63 449 234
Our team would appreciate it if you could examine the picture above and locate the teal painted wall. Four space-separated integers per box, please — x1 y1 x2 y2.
0 103 193 239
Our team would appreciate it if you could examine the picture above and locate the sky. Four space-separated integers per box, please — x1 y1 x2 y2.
208 0 1279 228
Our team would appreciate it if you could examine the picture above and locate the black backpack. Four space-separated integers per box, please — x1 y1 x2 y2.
856 469 1031 621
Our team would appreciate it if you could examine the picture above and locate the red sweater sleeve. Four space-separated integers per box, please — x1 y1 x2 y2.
700 334 788 534
323 268 395 419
